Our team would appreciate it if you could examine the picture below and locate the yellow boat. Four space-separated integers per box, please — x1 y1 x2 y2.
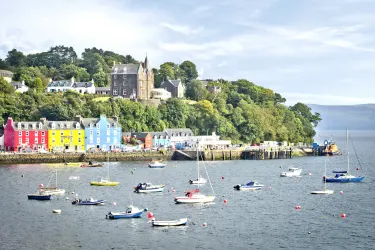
90 177 119 186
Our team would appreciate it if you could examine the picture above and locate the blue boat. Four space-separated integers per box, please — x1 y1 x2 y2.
323 129 365 183
71 198 105 205
106 205 145 219
28 191 52 200
233 181 264 190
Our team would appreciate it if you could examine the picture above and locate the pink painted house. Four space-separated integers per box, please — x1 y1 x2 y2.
4 117 49 152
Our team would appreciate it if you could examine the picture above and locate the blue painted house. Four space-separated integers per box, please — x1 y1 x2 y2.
150 132 171 148
75 115 122 152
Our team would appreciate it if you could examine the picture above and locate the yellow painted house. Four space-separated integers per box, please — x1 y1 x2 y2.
47 120 85 152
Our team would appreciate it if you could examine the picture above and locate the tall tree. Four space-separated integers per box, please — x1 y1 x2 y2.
5 49 26 67
179 60 198 83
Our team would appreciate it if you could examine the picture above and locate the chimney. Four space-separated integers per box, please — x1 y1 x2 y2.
39 117 47 125
75 115 82 123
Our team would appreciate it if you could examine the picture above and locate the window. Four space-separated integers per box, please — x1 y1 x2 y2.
17 123 21 129
19 131 22 136
61 132 64 136
19 138 22 143
51 123 56 129
90 130 93 136
26 131 29 137
26 138 29 143
35 138 38 143
113 124 117 129
90 123 93 129
107 130 110 136
42 131 45 136
39 123 42 129
90 138 93 144
42 138 45 143
67 124 70 129
78 138 81 143
96 124 100 129
35 131 38 136
97 131 100 136
123 81 126 86
76 123 80 129
113 89 118 95
114 74 117 80
52 132 55 136
123 89 127 95
61 139 63 143
32 124 36 129
154 136 157 139
107 124 110 129
97 138 100 143
78 132 81 136
114 130 117 136
70 131 73 135
114 80 117 86
107 137 110 143
52 139 55 143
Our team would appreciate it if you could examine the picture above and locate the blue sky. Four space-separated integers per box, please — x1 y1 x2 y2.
1 0 375 105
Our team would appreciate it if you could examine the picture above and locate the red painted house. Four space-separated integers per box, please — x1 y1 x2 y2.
4 117 49 152
122 132 152 149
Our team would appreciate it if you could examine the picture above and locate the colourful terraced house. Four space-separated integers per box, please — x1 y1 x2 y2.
75 115 122 152
47 120 85 152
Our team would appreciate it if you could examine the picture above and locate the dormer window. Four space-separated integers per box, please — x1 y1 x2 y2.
113 123 117 129
32 123 36 129
51 122 56 129
75 123 80 129
67 123 70 129
17 123 21 129
90 123 93 128
39 123 42 129
154 136 157 139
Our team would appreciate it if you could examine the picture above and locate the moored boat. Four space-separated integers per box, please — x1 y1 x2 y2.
71 198 105 205
148 161 166 168
90 177 119 186
311 159 334 195
233 181 264 191
81 161 104 167
106 205 145 219
280 167 302 177
28 191 52 200
189 177 207 185
134 183 164 193
174 189 215 204
151 218 188 227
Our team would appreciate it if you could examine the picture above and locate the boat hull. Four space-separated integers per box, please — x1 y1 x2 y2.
106 211 143 219
324 176 365 183
311 190 334 194
148 165 166 168
135 187 164 193
174 196 215 204
72 200 105 205
152 218 188 227
28 194 52 200
90 182 119 186
235 186 263 191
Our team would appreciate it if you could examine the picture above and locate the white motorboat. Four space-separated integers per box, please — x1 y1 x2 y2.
189 177 207 185
148 161 166 168
280 167 302 177
152 218 188 227
233 181 264 191
134 183 164 193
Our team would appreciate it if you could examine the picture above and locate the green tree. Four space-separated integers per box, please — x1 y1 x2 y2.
179 60 198 83
5 49 26 67
58 64 90 82
0 77 15 95
29 77 44 92
185 79 208 101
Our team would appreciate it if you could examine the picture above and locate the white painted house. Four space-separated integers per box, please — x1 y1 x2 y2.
47 77 96 94
11 81 29 93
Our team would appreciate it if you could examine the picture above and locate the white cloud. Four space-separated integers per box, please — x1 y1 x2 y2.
159 22 204 35
190 6 212 15
217 61 227 67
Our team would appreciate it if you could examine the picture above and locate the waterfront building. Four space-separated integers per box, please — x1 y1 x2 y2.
3 117 48 152
11 80 29 93
110 55 154 100
47 120 84 152
160 79 185 98
75 115 121 152
47 77 96 94
0 69 13 83
122 132 153 148
164 128 194 149
150 132 171 148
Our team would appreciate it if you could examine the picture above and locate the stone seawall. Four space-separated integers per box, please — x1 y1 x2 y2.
0 152 173 165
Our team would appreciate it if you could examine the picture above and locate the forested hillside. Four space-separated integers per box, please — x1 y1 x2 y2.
0 46 321 143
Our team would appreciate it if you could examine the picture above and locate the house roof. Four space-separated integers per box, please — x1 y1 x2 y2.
111 64 140 74
11 81 26 87
46 121 83 130
150 132 167 136
131 132 150 138
122 132 132 137
161 79 183 88
164 128 194 137
0 69 13 76
13 121 47 130
80 117 120 128
96 87 110 91
48 80 73 87
73 82 94 88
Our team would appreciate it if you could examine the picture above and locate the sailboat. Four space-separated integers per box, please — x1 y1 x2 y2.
40 169 65 195
323 129 365 183
174 143 215 204
311 159 334 194
90 154 119 186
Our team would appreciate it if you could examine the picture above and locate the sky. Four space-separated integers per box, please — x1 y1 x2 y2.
1 0 375 105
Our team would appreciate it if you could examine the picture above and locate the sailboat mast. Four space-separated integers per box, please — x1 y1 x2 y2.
324 159 327 190
346 128 349 173
197 141 200 188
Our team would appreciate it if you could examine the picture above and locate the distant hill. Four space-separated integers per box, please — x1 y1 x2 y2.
308 104 375 130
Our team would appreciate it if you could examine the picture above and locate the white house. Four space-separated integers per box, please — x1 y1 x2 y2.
11 81 29 93
150 88 172 100
47 77 96 94
0 129 4 150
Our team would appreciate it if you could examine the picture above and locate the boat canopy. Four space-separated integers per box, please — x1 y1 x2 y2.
246 181 255 186
332 170 347 173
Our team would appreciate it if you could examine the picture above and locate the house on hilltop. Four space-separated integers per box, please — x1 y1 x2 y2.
110 55 154 100
47 77 96 94
160 79 185 98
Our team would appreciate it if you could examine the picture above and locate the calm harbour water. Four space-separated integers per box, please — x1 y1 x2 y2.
0 130 374 250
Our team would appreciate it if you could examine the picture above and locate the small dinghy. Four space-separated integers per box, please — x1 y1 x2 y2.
148 161 166 168
151 218 188 227
53 209 61 214
134 183 164 193
280 167 302 177
69 176 80 180
71 198 105 205
189 177 207 185
106 205 145 219
81 161 104 168
233 181 264 191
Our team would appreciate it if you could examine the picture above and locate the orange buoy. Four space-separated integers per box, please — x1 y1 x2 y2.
223 199 228 203
341 213 346 218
